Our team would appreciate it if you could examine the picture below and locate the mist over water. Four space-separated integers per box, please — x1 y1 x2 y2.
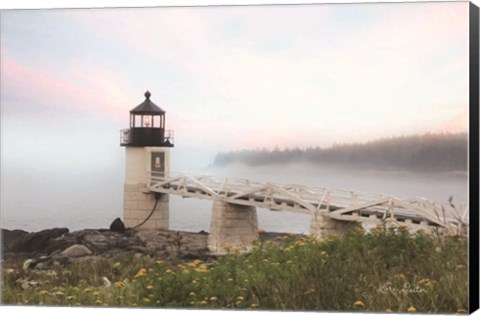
1 160 468 234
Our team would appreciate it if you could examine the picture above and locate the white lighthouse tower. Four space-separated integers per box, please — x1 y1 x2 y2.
120 91 174 229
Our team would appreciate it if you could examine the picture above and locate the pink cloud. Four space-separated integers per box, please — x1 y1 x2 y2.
1 51 133 120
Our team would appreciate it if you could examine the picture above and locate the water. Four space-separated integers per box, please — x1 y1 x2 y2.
0 162 468 233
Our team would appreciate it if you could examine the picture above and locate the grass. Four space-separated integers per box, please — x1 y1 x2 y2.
1 227 468 313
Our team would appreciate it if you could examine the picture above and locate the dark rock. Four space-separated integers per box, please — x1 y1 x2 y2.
198 230 208 235
2 229 29 252
5 228 69 254
110 218 125 233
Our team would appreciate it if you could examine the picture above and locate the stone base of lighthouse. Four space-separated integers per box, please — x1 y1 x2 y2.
309 214 356 239
208 201 258 253
123 184 169 229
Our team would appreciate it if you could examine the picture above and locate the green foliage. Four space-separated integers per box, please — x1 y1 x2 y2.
1 230 468 313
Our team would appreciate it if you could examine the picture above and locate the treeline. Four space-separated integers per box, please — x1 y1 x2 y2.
213 132 468 172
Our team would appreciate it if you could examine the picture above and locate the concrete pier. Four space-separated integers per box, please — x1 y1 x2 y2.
309 213 356 239
208 201 258 253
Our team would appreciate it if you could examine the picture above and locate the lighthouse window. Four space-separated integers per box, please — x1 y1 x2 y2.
144 116 151 127
134 115 142 127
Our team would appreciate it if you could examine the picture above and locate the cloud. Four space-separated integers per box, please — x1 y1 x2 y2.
1 49 134 120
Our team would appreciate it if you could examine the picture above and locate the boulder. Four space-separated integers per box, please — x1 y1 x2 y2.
61 244 92 258
110 218 126 233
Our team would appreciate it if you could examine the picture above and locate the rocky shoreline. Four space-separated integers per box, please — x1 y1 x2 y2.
1 218 290 270
1 218 214 270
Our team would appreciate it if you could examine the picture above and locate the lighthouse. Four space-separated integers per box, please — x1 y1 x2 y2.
120 91 174 229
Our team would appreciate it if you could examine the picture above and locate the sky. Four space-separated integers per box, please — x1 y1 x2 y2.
0 1 471 172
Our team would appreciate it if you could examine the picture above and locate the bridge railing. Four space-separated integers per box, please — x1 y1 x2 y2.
147 171 467 232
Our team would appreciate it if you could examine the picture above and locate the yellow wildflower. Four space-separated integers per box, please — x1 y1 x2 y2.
134 268 147 278
154 260 163 265
143 298 150 303
83 288 91 294
210 296 218 301
200 300 207 305
407 306 417 312
250 303 259 308
39 290 49 296
95 300 103 305
165 268 174 274
114 281 125 287
385 308 392 312
237 296 245 301
353 300 365 308
146 284 154 290
227 278 234 282
189 292 196 296
93 291 99 297
66 296 74 301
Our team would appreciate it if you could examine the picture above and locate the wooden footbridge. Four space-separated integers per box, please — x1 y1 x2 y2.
148 172 467 234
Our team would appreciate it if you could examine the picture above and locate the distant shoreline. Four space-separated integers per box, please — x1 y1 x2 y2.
213 132 468 173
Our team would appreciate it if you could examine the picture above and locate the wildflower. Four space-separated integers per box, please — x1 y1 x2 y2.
353 300 365 308
195 264 208 273
93 291 99 297
114 281 125 287
95 300 103 305
250 303 259 308
227 278 234 282
192 280 198 284
143 298 150 303
456 264 467 270
385 308 392 312
39 290 49 296
320 251 327 256
66 296 75 301
407 306 417 312
154 260 163 265
103 303 109 307
200 300 207 305
83 288 91 294
417 278 431 286
146 284 154 290
165 268 174 274
189 292 196 296
210 296 218 301
237 296 244 301
262 259 269 263
134 268 147 278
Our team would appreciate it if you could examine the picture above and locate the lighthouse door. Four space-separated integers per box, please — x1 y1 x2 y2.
151 152 165 177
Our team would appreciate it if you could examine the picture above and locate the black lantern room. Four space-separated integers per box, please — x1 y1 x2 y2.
120 91 174 147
